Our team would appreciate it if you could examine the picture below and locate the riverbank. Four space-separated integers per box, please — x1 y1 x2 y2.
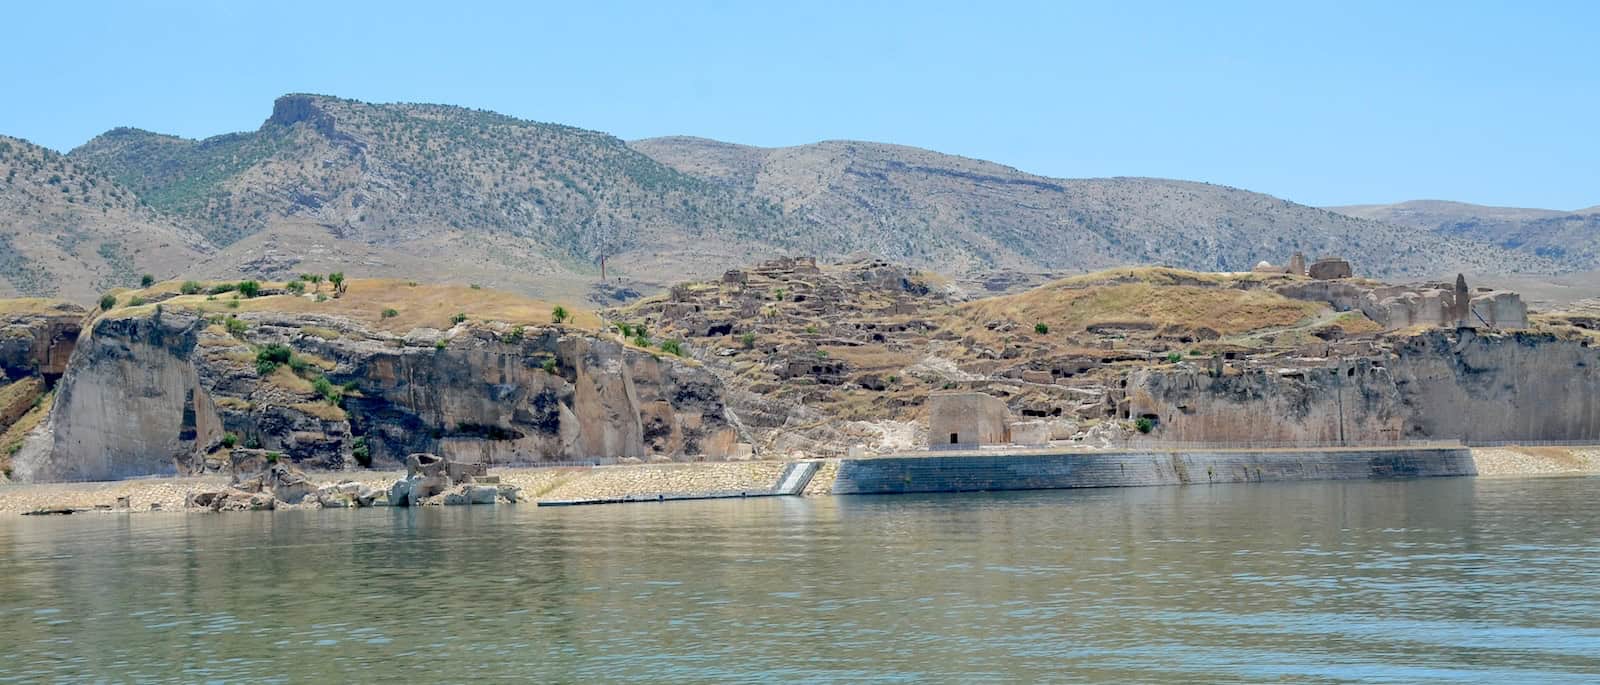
0 446 1595 515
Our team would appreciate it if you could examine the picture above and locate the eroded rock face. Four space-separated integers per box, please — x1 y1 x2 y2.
15 310 735 482
1127 330 1600 443
0 303 83 380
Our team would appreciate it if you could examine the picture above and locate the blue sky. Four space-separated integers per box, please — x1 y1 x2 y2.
3 1 1596 209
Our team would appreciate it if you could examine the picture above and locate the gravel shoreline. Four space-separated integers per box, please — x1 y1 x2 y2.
1 447 1593 516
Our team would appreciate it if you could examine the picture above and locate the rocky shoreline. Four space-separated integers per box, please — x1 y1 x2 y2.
1 447 1597 516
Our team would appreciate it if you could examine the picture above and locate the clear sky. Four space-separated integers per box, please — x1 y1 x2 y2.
3 1 1596 209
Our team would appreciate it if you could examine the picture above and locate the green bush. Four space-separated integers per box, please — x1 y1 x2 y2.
615 322 632 337
312 376 341 404
328 272 345 296
180 280 203 295
128 296 146 307
140 274 155 287
351 437 370 466
226 299 240 309
285 280 305 294
434 339 447 350
740 332 756 349
224 316 248 337
1135 417 1155 434
208 283 236 295
631 334 651 348
1034 322 1050 335
451 312 467 325
220 433 238 448
98 293 117 310
660 339 684 356
540 357 558 373
315 293 328 303
551 306 569 324
265 451 281 463
805 325 818 334
501 325 524 343
255 344 293 375
237 280 261 298
1165 352 1183 363
381 308 399 319
469 283 482 290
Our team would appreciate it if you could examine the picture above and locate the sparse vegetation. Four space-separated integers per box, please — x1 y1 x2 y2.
740 332 756 349
98 293 117 310
660 339 685 356
220 433 238 448
381 308 399 319
285 280 305 295
328 272 346 297
501 325 525 344
237 280 261 298
127 296 146 307
254 344 293 375
451 312 467 325
540 357 558 373
140 274 155 287
1166 352 1183 363
1034 322 1049 334
1135 417 1155 433
180 280 204 295
552 306 569 324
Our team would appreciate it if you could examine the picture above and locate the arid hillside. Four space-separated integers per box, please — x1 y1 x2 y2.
632 136 1556 280
1331 199 1600 270
0 136 211 301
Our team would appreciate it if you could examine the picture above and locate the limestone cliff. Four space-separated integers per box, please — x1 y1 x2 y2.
14 308 734 482
1128 330 1600 444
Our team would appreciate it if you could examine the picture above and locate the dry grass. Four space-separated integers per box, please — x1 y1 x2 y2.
0 298 83 317
956 280 1324 337
215 396 252 411
291 402 348 422
0 378 45 423
264 366 314 394
105 279 601 333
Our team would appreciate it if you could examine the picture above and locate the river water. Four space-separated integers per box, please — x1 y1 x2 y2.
1 476 1597 682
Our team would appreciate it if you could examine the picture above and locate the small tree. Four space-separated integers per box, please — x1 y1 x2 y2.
140 274 155 287
237 280 261 298
451 312 467 325
98 293 117 310
328 272 345 297
551 306 569 324
1135 417 1155 434
180 280 203 295
306 274 323 292
1034 322 1050 335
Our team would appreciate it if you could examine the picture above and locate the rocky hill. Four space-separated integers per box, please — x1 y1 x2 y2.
632 137 1556 280
0 135 210 300
1331 200 1600 270
69 94 807 301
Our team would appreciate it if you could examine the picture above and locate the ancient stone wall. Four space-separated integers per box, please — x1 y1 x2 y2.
928 392 1010 447
831 447 1476 495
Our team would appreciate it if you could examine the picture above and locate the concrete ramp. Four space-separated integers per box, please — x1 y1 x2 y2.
774 462 820 495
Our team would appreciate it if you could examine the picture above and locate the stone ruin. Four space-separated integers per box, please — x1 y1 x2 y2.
928 392 1011 448
1251 251 1349 280
1277 273 1528 331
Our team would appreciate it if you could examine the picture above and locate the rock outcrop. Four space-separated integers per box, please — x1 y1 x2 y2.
14 307 735 482
1127 330 1600 443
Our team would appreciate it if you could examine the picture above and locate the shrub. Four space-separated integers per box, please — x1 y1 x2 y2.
615 322 632 337
1135 417 1155 434
805 325 817 334
312 376 341 404
540 357 558 373
208 283 236 295
237 280 261 298
631 334 651 348
633 324 648 339
1165 352 1183 363
740 332 756 349
469 283 482 290
140 274 155 287
315 293 328 303
381 308 399 319
285 280 305 294
265 451 281 463
98 293 117 310
328 272 345 296
226 299 240 309
255 344 293 375
774 288 786 301
351 436 370 466
128 296 146 307
551 306 568 324
451 312 467 325
501 325 525 344
434 339 447 350
220 433 238 448
180 280 203 295
224 316 248 338
1035 322 1050 335
660 339 684 356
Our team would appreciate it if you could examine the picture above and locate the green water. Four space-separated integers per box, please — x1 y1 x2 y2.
1 476 1598 682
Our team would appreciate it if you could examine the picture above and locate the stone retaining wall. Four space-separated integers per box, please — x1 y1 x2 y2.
830 447 1476 495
